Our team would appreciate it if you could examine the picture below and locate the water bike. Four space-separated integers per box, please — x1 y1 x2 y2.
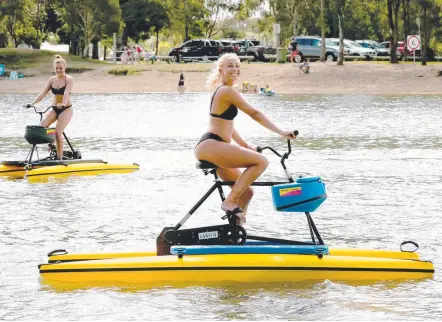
259 88 276 96
39 132 434 287
0 105 139 180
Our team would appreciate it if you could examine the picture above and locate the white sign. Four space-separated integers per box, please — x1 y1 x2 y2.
407 35 421 51
198 231 218 240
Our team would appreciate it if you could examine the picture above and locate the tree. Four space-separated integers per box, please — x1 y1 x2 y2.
59 0 122 57
320 0 326 61
268 0 308 41
335 0 349 65
164 0 207 42
150 2 170 55
0 0 27 47
202 0 236 38
121 0 168 45
387 0 401 63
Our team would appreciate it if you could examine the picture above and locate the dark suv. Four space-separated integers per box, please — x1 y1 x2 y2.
168 39 222 62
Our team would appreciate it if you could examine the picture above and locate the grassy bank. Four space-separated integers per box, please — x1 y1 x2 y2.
0 49 107 75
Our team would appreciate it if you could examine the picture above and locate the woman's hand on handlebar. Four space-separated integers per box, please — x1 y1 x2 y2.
281 130 298 140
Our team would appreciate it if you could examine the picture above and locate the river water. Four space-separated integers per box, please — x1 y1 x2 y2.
0 93 441 320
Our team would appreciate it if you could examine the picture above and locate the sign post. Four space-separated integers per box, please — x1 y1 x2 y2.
407 35 421 78
112 33 117 64
273 23 280 47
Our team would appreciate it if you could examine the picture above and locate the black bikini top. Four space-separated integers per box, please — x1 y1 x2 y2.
51 76 67 95
209 85 238 120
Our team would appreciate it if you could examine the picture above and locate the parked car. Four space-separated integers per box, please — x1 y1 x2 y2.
342 39 376 59
294 36 340 61
168 39 222 62
380 41 404 57
232 39 266 61
356 40 390 56
380 41 436 61
218 39 236 53
325 39 351 56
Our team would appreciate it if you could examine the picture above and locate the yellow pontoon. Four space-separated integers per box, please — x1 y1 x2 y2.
38 245 434 287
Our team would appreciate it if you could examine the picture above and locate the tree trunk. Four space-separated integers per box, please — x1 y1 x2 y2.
70 40 78 55
0 33 7 48
122 29 128 47
402 0 409 61
421 6 427 66
92 40 99 59
184 0 189 41
156 30 159 56
104 45 107 61
292 5 299 37
388 0 398 63
337 15 344 65
320 0 326 62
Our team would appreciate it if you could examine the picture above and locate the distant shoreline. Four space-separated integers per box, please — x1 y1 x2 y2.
1 57 441 95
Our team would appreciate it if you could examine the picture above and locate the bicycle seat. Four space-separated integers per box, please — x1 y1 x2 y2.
195 160 217 169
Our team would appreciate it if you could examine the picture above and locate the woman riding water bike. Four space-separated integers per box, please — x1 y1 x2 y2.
28 54 74 160
194 53 296 225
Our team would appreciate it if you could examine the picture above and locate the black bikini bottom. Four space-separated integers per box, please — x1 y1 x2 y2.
52 105 72 118
196 133 225 147
195 133 225 167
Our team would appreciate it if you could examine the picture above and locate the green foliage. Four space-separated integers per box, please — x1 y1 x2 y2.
65 67 93 73
108 67 143 75
220 27 246 40
121 0 170 43
164 0 208 41
0 48 54 68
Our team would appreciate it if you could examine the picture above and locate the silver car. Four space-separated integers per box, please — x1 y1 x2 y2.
356 40 389 56
294 36 339 61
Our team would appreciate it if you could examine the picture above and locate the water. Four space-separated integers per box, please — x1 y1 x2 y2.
0 93 441 320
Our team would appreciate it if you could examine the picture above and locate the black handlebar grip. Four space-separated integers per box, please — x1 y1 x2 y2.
256 146 263 153
24 104 31 109
293 130 299 137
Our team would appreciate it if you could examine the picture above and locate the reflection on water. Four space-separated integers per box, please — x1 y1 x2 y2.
1 93 441 320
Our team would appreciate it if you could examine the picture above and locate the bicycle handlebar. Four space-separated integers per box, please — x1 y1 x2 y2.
256 130 298 157
256 130 299 182
23 105 52 121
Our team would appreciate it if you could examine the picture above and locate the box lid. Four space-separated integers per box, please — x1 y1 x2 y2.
296 176 321 183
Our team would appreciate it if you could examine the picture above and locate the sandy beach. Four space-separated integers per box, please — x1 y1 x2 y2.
1 60 441 95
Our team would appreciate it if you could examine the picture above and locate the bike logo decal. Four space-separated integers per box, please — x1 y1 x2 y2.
198 231 219 240
279 187 302 197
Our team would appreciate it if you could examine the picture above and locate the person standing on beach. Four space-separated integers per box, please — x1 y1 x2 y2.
290 37 299 64
178 73 185 93
194 53 296 225
28 54 74 160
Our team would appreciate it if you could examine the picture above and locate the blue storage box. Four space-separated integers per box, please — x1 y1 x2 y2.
271 176 327 213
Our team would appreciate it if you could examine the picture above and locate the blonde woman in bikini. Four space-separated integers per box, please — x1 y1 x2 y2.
194 53 296 225
29 55 74 160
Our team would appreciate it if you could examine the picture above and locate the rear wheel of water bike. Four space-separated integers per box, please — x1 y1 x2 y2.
227 226 247 245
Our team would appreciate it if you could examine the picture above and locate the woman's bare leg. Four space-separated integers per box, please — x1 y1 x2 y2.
217 168 254 225
40 109 57 128
54 108 73 159
195 140 268 214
